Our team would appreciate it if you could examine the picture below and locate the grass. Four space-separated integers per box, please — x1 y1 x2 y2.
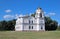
0 31 60 39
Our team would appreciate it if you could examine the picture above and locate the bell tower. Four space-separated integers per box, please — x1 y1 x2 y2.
35 8 45 31
35 8 44 18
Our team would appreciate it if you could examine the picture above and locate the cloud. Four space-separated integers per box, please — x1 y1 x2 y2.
45 12 56 17
45 14 49 17
44 12 46 14
5 9 12 13
15 14 19 19
49 13 56 16
3 14 20 19
3 15 14 19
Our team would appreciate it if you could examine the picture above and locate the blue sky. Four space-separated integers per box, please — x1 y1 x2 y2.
0 0 60 24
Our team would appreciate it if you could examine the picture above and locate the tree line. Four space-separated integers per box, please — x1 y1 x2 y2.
0 19 16 31
45 17 58 31
0 15 59 31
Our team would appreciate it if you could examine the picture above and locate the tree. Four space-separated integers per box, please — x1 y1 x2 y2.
0 19 16 31
0 20 7 30
31 13 36 17
5 19 16 30
0 22 2 30
45 17 58 31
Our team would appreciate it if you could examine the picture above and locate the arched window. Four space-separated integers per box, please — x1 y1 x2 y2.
40 13 42 17
29 20 33 24
32 21 33 24
29 26 31 29
29 26 33 29
32 26 33 29
29 20 30 24
41 26 43 30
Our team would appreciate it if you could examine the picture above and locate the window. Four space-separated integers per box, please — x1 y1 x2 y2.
29 20 30 24
29 26 31 29
29 20 33 24
32 21 33 24
29 26 33 29
32 26 33 29
40 13 42 17
41 26 43 30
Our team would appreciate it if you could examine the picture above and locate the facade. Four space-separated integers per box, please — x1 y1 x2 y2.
15 8 45 31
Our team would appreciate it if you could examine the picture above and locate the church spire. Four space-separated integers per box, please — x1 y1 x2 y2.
35 7 44 18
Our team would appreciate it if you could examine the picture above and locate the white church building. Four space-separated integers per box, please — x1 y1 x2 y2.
15 8 45 31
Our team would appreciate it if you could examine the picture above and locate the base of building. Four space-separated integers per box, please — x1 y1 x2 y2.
15 30 45 32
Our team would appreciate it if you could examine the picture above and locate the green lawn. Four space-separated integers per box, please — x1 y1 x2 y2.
0 31 60 39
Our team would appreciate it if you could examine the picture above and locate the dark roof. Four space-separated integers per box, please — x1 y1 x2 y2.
37 7 42 10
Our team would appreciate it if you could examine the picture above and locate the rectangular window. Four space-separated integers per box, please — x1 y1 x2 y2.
29 20 30 24
29 20 33 24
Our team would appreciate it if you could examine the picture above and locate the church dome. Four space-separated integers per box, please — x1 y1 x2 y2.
37 7 42 10
36 7 42 13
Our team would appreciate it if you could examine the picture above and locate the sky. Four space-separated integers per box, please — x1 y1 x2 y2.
0 0 60 24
